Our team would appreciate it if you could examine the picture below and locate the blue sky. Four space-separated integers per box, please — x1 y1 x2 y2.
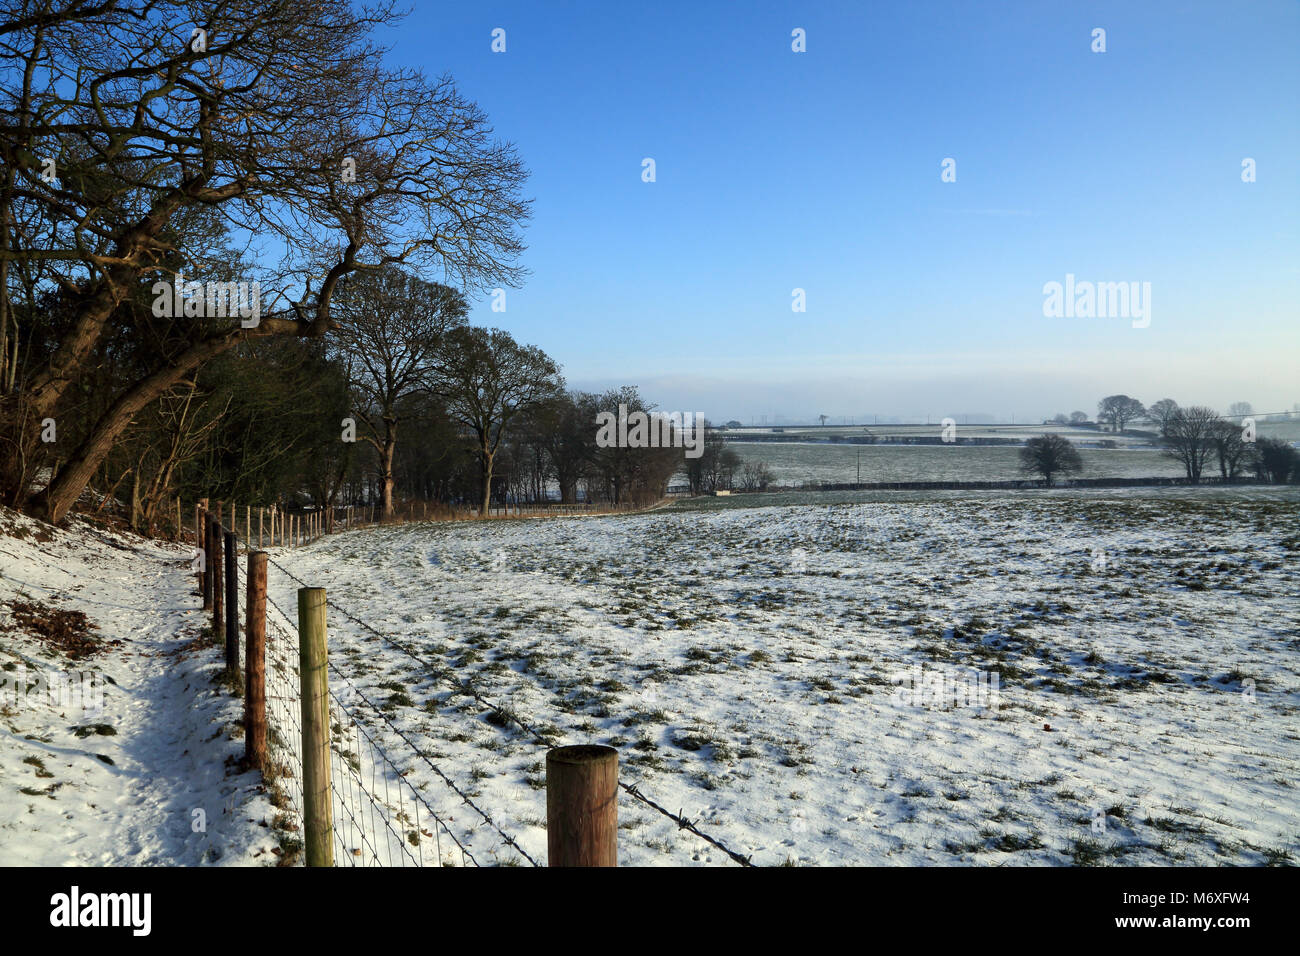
383 1 1299 423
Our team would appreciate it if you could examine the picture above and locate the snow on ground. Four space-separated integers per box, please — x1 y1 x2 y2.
728 442 1185 486
1 487 1296 867
0 508 283 865
265 486 1300 866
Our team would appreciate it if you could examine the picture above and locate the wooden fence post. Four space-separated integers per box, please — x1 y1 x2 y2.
203 511 213 606
203 511 214 611
244 552 267 769
223 529 239 675
211 514 223 640
298 586 333 867
197 505 208 606
546 745 618 866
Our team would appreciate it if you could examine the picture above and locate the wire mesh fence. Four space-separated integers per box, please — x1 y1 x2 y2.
206 512 756 867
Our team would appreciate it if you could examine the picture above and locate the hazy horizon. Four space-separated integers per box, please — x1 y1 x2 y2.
386 0 1299 422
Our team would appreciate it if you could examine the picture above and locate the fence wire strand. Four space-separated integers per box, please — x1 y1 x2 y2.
263 550 757 866
208 516 757 867
214 520 477 866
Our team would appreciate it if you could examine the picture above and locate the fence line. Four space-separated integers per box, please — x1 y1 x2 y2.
259 574 531 865
214 515 481 866
261 553 757 867
200 505 758 866
263 586 478 866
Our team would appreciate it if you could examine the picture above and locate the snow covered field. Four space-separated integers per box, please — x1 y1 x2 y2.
263 487 1300 866
2 488 1296 866
729 442 1185 486
724 420 1300 486
0 509 280 865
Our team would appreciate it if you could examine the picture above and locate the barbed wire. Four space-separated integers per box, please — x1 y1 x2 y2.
209 518 758 866
260 577 515 865
214 520 476 866
262 551 758 866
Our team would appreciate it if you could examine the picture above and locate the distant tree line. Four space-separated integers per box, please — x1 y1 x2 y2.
1023 395 1299 486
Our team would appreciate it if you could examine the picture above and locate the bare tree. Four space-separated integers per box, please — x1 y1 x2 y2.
1162 406 1220 482
1097 395 1145 433
1069 411 1088 424
331 268 466 519
436 327 560 515
1227 401 1253 419
0 0 530 522
1019 434 1082 487
1146 398 1179 436
1210 419 1252 480
739 460 774 491
526 391 595 504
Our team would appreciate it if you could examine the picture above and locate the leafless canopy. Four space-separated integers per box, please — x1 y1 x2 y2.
0 0 531 519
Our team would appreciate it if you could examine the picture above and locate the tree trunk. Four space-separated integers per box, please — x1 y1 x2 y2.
381 435 396 520
34 328 245 523
480 448 494 515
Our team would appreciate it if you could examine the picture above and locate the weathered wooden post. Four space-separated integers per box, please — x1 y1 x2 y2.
202 511 214 610
258 507 263 550
223 529 239 675
197 505 209 606
202 509 211 601
210 515 223 640
298 586 333 866
546 745 618 866
244 552 267 770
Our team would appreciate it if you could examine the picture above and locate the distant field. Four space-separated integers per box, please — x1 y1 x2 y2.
721 420 1300 444
722 423 1145 444
729 442 1186 486
720 420 1300 487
